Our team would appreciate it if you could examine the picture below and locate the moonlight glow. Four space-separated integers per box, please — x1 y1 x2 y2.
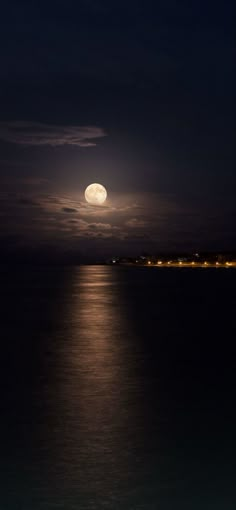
85 183 107 205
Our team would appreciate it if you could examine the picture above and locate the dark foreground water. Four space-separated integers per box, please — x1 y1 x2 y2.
0 265 235 509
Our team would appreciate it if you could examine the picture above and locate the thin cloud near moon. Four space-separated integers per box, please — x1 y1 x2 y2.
0 121 106 147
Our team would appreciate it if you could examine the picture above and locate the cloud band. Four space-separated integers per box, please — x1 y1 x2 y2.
0 121 106 147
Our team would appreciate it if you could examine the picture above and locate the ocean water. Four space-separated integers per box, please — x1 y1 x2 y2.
0 265 235 509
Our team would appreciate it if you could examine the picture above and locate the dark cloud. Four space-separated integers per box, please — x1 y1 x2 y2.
0 122 106 147
62 207 78 213
66 219 79 224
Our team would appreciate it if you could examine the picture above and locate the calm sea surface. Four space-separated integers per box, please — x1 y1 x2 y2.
0 266 235 509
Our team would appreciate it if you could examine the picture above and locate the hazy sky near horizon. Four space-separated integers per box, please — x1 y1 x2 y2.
0 0 235 259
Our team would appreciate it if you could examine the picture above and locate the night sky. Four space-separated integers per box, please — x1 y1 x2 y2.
0 0 235 261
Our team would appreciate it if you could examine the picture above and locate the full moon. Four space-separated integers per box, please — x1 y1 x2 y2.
84 183 107 205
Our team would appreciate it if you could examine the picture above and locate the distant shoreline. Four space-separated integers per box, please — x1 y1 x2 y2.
108 262 236 269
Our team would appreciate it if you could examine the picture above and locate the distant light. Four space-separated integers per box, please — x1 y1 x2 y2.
216 262 219 265
112 259 116 264
157 261 162 265
148 261 151 265
226 262 232 266
179 261 182 265
167 261 171 265
191 261 195 265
